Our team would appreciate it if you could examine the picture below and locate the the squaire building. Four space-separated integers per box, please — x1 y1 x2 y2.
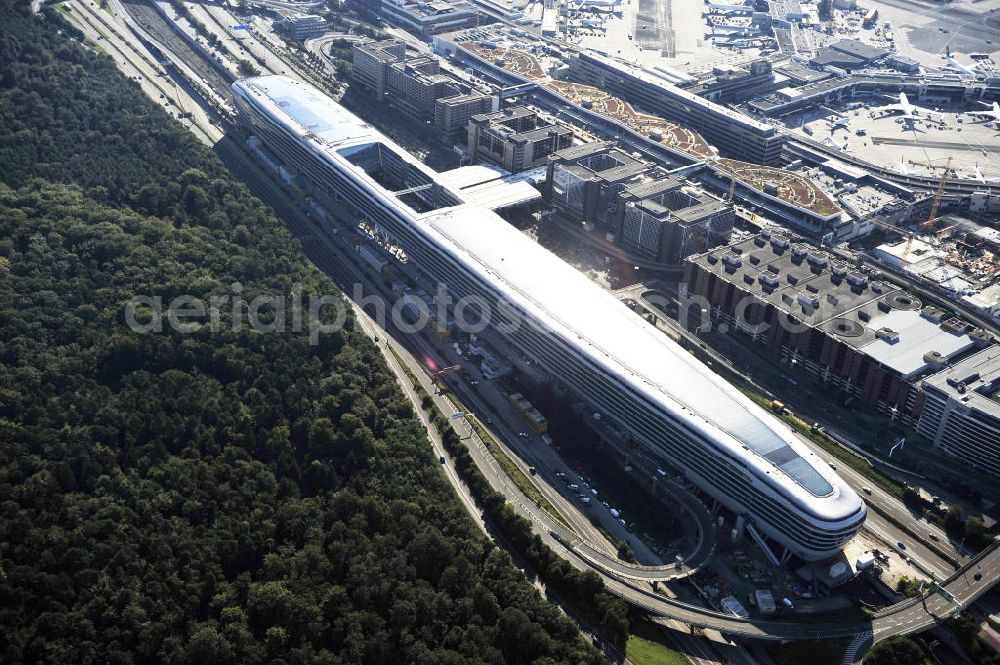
232 76 866 561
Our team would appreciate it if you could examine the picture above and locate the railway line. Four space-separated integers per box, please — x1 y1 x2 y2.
64 0 220 144
119 0 235 104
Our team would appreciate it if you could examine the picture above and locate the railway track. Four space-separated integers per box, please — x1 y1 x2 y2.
66 0 218 144
119 0 234 103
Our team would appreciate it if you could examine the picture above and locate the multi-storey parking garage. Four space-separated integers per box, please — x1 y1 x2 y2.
232 75 867 561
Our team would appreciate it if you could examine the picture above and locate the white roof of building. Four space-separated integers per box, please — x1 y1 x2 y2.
426 204 854 507
459 179 541 209
963 283 1000 314
858 309 976 379
876 238 939 266
438 164 505 189
438 165 542 209
254 76 380 148
235 76 862 524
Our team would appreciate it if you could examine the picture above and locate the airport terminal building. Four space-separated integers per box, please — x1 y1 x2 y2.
232 75 866 561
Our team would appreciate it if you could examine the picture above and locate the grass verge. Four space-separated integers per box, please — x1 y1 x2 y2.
626 620 691 665
460 393 569 527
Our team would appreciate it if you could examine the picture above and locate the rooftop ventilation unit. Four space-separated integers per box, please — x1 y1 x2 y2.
831 263 848 276
749 254 761 265
798 292 820 309
760 273 780 287
807 252 828 267
792 244 808 257
947 371 981 388
921 306 946 322
723 253 743 268
846 272 868 287
924 350 948 371
875 327 900 343
941 318 965 334
771 236 790 250
970 328 994 347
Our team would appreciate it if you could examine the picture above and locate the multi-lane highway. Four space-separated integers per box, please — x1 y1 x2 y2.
64 0 222 144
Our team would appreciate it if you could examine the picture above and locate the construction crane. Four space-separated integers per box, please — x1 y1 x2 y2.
922 156 952 231
901 157 951 261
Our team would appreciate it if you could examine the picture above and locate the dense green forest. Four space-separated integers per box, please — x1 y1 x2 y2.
0 2 616 662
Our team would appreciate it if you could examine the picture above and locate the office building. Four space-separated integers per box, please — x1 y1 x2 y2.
273 13 327 41
380 0 479 37
915 347 1000 478
545 141 651 230
684 231 993 421
233 75 865 561
467 106 573 172
351 39 406 98
435 91 494 145
546 142 734 262
387 56 462 121
352 42 465 122
615 171 734 263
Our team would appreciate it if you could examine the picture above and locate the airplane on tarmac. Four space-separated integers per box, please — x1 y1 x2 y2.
878 92 941 121
957 163 1000 184
824 135 846 151
940 50 975 76
828 116 851 130
965 101 1000 123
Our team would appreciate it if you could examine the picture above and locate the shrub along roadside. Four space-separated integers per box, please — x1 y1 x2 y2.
393 349 632 647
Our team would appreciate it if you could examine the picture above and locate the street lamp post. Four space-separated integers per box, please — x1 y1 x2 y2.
450 411 475 440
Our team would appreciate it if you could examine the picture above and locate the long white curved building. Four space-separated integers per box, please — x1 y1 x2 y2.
232 75 866 561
